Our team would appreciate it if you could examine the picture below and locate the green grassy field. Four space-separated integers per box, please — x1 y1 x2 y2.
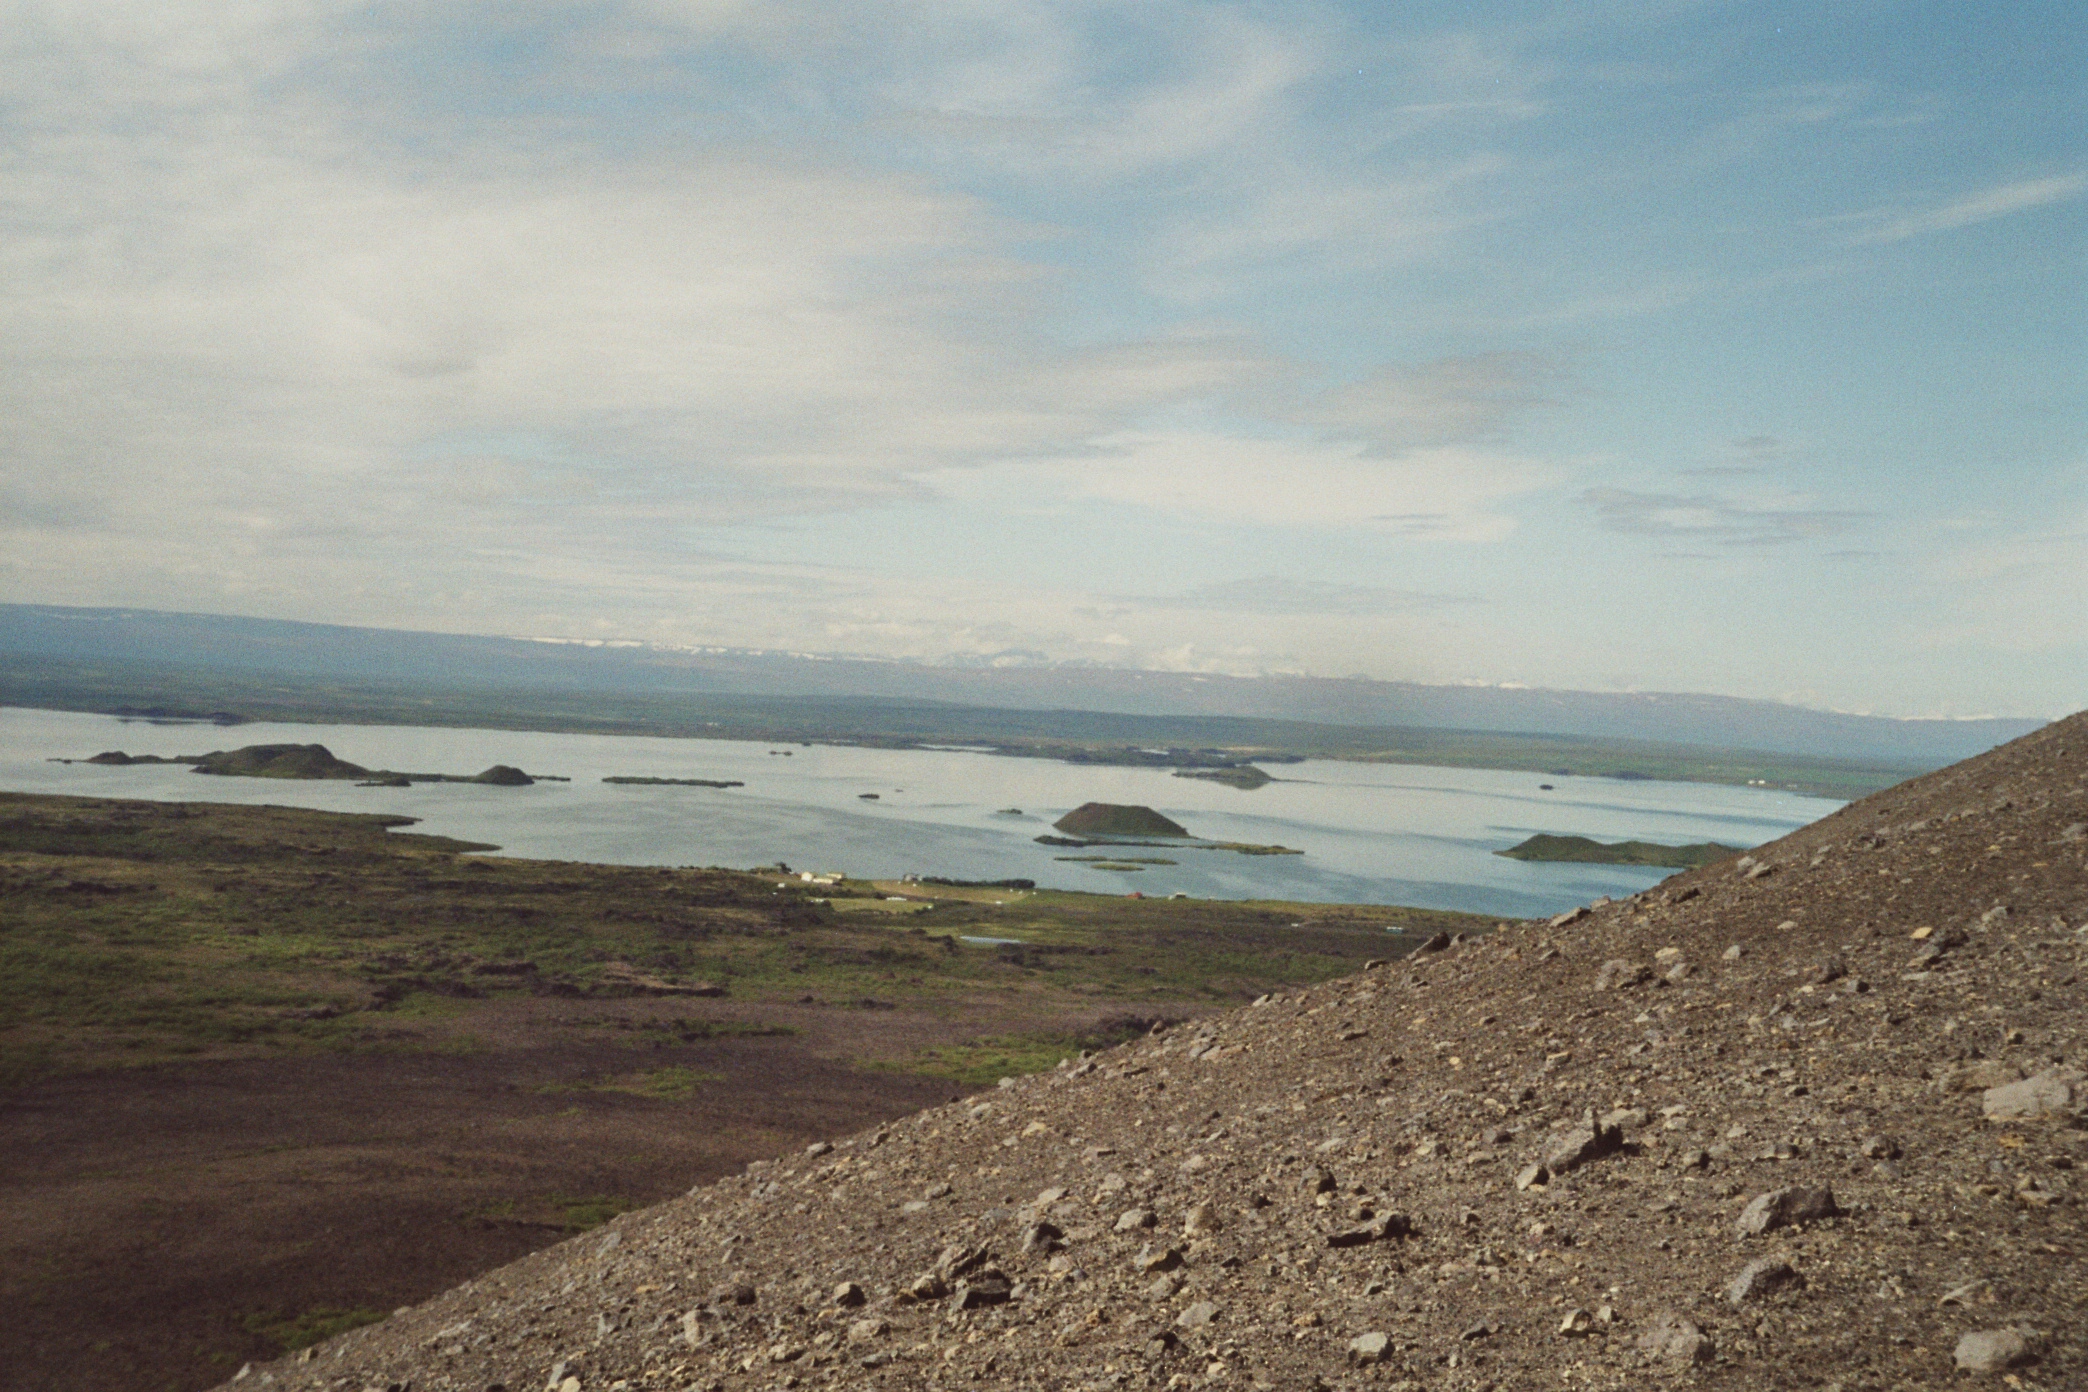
0 791 1493 1088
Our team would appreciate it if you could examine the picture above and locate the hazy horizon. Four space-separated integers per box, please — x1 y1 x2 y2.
4 3 2081 717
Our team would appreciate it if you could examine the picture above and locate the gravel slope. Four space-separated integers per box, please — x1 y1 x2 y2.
217 713 2087 1392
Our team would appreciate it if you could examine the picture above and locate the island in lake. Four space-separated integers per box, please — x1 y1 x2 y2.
1496 833 1742 869
602 776 745 788
55 743 552 786
1053 802 1190 838
1038 802 1302 856
1172 765 1273 789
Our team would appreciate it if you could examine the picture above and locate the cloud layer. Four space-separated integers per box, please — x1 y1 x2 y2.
2 1 2081 716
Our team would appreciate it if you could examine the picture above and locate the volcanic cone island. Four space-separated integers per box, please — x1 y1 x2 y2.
218 714 2087 1392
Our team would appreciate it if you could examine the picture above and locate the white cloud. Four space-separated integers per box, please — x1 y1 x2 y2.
1578 487 1864 547
1851 173 2088 244
1022 429 1550 539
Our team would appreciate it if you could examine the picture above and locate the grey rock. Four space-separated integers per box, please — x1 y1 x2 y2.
1727 1257 1803 1304
1940 1060 2022 1092
709 1281 757 1306
1515 1163 1550 1191
1638 1310 1714 1363
1982 1066 2085 1121
935 1243 987 1280
1736 1186 1839 1235
1722 944 1744 961
1135 1244 1185 1273
847 1317 888 1343
1176 1301 1219 1329
1545 1110 1625 1174
1596 959 1651 990
832 1281 866 1308
1858 1134 1901 1160
1953 1327 2035 1373
1326 1213 1412 1248
904 1272 948 1302
950 1269 1012 1309
1347 1332 1391 1365
1020 1221 1064 1255
1145 1273 1183 1299
1181 1203 1220 1235
1115 1208 1156 1232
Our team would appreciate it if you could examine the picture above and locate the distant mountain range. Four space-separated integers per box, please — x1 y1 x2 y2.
0 604 2044 765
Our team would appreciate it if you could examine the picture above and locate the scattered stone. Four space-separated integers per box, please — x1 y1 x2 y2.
805 1141 833 1157
1940 1060 2022 1092
1515 1163 1550 1191
1596 959 1651 990
1938 1279 1993 1308
832 1281 865 1308
1020 1221 1064 1254
1181 1203 1220 1236
1728 1257 1803 1304
1723 944 1744 961
1953 1327 2035 1373
950 1270 1013 1310
1637 1310 1714 1363
1557 1307 1596 1337
847 1317 888 1343
1347 1332 1391 1365
1982 1066 2085 1121
1135 1244 1185 1273
1146 1273 1183 1299
1116 1209 1156 1232
1544 1110 1625 1174
1736 1186 1839 1236
1176 1301 1219 1329
709 1281 757 1307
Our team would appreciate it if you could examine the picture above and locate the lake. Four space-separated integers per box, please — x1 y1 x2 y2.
1 706 1840 918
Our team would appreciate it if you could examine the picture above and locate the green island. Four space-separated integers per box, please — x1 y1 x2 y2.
52 743 555 787
1172 765 1274 789
1052 802 1190 838
602 776 745 788
1038 802 1304 856
1495 832 1743 869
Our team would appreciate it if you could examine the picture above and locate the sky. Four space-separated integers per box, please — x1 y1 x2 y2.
1 1 2082 718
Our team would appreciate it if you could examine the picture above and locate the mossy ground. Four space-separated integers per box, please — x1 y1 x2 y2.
0 792 1493 1087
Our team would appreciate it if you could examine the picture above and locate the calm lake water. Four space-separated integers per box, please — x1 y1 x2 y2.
1 706 1840 918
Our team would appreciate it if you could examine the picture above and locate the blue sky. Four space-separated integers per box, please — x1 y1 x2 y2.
2 1 2081 716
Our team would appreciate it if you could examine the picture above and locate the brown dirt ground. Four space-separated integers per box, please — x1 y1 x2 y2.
0 1008 970 1392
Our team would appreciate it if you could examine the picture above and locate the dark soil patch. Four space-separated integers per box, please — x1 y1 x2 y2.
0 1035 956 1392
